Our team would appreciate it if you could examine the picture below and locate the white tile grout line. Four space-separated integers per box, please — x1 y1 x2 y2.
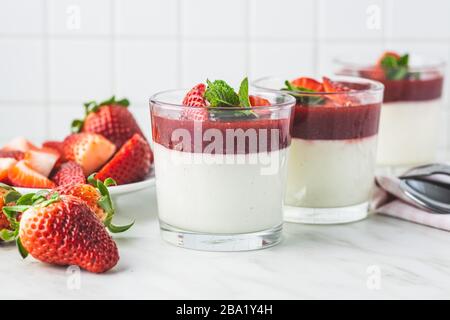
244 0 250 78
43 0 50 139
176 0 182 88
313 0 320 76
111 0 117 94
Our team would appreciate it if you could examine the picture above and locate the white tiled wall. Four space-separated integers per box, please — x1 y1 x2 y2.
0 0 449 155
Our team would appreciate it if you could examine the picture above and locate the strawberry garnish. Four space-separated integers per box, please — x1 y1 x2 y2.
377 51 401 66
322 77 355 106
2 194 119 273
63 133 116 176
0 158 17 184
291 77 324 92
51 161 86 186
72 96 144 149
249 95 271 106
96 134 152 185
183 83 207 107
8 160 55 189
181 84 209 121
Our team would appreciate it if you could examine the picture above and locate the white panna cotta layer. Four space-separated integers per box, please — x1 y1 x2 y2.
154 143 289 234
285 136 378 208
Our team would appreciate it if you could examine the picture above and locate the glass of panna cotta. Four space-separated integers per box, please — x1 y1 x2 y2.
335 52 446 171
253 76 384 224
149 79 295 251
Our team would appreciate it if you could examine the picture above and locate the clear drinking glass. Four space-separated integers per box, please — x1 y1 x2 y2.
253 76 384 224
149 89 295 251
335 54 446 173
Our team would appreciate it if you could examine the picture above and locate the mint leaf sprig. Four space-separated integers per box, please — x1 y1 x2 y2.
204 77 257 120
380 53 411 80
282 80 325 105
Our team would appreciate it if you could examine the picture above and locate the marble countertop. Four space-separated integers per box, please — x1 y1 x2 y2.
1 187 450 300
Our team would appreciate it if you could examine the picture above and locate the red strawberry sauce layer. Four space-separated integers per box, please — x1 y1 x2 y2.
360 72 444 103
292 103 381 140
152 115 292 154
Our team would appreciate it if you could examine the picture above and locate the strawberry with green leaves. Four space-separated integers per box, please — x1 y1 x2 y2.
377 51 410 80
1 192 119 273
0 183 22 231
52 175 134 233
72 96 144 149
181 77 271 121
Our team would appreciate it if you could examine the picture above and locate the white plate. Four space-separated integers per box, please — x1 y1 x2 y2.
14 174 155 196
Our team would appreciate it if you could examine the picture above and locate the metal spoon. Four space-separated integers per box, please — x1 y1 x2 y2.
399 178 450 214
401 163 450 180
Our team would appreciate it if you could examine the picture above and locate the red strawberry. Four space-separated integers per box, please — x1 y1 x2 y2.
2 137 37 152
322 77 355 106
51 161 86 186
359 66 386 81
377 51 401 66
8 161 56 189
52 178 133 233
0 158 17 184
53 183 107 222
96 134 152 185
72 96 144 149
181 84 209 121
291 77 324 92
249 95 271 106
0 186 13 230
42 140 64 155
183 84 207 107
16 195 119 273
0 150 24 161
23 149 59 178
63 133 116 176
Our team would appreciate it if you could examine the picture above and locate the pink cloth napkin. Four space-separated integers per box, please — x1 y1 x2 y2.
372 175 450 231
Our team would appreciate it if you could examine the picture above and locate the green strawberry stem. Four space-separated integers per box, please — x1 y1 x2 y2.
71 95 130 133
87 174 134 233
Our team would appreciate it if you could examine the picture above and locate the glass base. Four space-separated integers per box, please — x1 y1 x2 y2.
284 202 369 224
159 222 282 252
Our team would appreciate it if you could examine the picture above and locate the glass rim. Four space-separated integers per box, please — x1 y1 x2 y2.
149 88 296 111
252 75 384 96
334 54 446 73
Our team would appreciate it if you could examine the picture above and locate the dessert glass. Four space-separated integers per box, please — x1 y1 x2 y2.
335 55 446 172
149 90 295 251
253 76 384 224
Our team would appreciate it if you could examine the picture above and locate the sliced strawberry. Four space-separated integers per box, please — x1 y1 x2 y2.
377 51 401 66
291 77 324 92
181 84 209 121
322 77 355 106
96 134 152 185
359 66 385 81
42 140 64 154
8 160 56 188
0 150 24 160
51 161 86 186
23 149 59 178
0 158 17 183
182 84 207 107
2 137 37 152
249 95 271 106
63 133 116 176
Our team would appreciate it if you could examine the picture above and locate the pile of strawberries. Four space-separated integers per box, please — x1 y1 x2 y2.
0 96 153 273
0 96 153 189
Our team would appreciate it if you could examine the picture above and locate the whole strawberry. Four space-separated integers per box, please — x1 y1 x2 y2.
2 194 119 273
52 175 134 233
72 96 144 149
51 161 86 186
